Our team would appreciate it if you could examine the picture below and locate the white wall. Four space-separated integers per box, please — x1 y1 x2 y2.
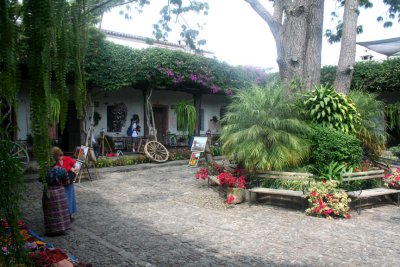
87 88 230 139
16 86 230 142
88 87 144 139
16 84 31 140
201 94 230 135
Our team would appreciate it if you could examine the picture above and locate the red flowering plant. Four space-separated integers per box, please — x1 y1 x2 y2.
195 167 209 180
383 167 400 189
195 162 224 180
306 180 351 219
217 167 247 205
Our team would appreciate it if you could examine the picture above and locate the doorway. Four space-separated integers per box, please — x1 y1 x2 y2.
152 106 168 144
59 102 81 153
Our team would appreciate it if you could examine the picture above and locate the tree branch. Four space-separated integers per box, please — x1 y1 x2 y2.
87 0 138 14
244 0 280 37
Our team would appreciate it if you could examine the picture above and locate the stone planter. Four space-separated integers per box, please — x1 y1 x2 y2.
226 188 245 204
208 175 219 186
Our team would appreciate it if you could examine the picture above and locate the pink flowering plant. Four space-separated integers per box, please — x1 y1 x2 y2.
306 180 351 219
383 167 400 189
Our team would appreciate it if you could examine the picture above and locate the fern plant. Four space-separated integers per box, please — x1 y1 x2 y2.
303 85 361 134
220 83 311 171
175 100 197 135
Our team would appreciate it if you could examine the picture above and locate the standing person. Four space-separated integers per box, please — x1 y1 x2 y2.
91 134 99 159
128 115 140 152
42 166 71 236
51 146 78 221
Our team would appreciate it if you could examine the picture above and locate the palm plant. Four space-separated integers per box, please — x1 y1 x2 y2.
220 83 311 171
349 90 387 156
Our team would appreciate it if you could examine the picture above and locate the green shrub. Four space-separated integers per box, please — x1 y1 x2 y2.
210 145 222 156
321 59 400 93
390 145 400 158
310 125 362 167
94 155 149 168
168 148 192 160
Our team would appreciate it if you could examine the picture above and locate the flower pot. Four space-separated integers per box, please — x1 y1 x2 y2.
226 188 245 204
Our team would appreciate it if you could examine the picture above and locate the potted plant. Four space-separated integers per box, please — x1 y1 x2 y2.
217 168 247 205
175 100 196 146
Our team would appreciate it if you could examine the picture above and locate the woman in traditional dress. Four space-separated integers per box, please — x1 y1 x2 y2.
42 167 71 236
51 146 78 221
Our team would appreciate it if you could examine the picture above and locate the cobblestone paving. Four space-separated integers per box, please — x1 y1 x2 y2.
21 163 400 267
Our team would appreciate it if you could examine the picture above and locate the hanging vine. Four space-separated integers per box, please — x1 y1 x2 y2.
385 103 400 132
0 0 18 139
175 100 197 135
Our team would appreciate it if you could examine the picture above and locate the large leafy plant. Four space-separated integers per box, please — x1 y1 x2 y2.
220 83 311 171
303 85 361 134
349 90 387 156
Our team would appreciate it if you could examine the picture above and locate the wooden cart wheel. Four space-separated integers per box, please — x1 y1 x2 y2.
144 141 169 163
10 141 30 171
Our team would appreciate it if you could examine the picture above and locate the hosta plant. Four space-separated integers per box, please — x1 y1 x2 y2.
303 85 361 134
306 180 351 219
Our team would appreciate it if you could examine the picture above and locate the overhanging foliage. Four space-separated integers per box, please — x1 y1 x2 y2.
85 34 269 93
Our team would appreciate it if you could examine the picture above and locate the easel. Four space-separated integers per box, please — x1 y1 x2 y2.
188 135 213 167
76 154 94 183
99 131 113 156
76 127 99 183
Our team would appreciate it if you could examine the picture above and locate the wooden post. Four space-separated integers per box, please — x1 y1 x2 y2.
204 132 213 163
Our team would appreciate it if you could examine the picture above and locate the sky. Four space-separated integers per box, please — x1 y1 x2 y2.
101 0 400 71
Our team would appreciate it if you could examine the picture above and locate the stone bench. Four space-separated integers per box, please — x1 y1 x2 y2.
343 169 400 214
248 171 315 209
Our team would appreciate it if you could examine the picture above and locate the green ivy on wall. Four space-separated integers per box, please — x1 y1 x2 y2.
85 34 270 93
321 58 400 93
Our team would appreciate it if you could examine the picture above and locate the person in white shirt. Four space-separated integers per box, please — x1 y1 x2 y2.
129 115 141 152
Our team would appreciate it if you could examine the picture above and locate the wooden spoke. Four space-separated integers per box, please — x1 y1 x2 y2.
144 141 169 163
8 142 30 171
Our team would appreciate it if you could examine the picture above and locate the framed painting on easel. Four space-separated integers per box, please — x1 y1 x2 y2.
188 152 201 167
190 136 208 152
77 145 89 162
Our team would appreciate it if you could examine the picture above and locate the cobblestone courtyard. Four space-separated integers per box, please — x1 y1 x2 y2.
22 162 400 266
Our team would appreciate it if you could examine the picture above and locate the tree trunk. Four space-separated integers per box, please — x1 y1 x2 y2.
303 0 324 90
334 0 360 94
245 0 324 91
